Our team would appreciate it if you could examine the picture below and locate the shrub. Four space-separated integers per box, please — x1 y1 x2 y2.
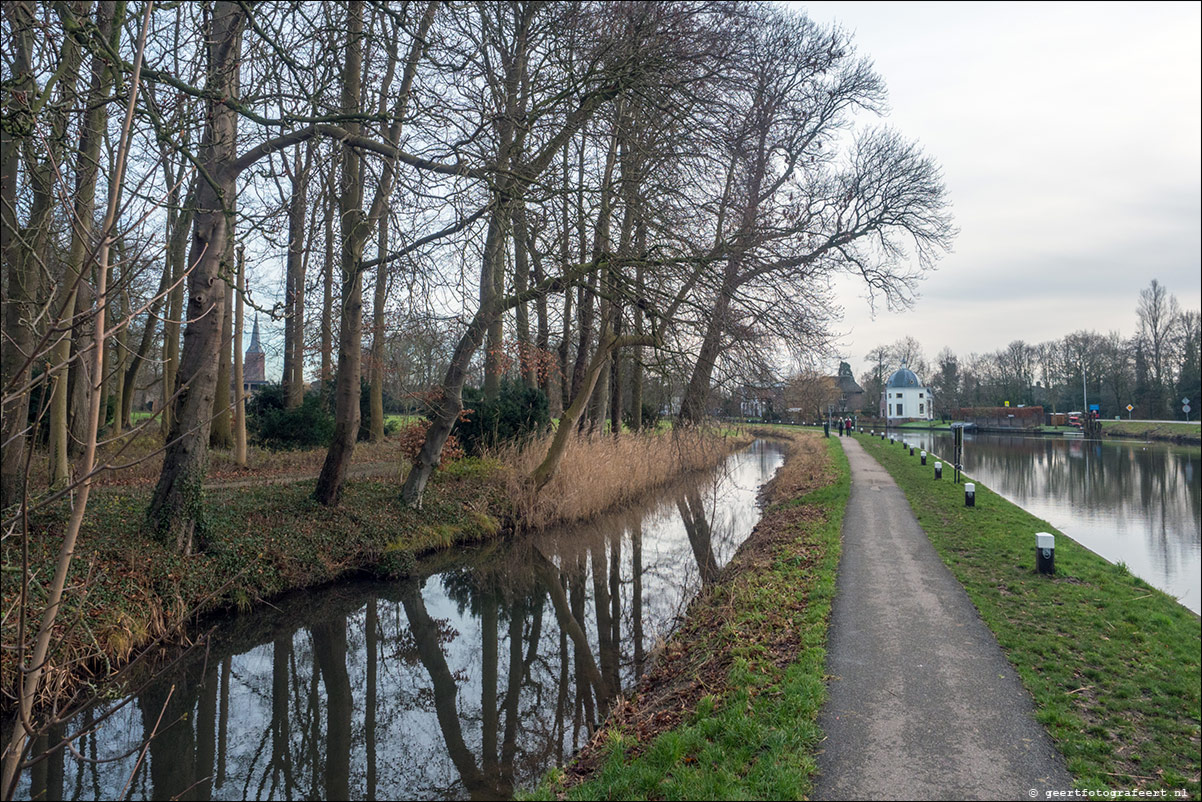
624 401 662 432
248 385 335 450
454 380 550 455
397 420 464 467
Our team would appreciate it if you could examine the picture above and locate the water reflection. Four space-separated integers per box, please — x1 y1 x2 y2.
901 431 1201 613
19 441 784 801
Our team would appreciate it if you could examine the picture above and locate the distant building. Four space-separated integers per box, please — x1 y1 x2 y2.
243 315 269 394
881 360 932 422
830 361 865 413
727 383 785 420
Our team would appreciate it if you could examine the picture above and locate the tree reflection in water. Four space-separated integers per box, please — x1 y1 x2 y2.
14 441 785 801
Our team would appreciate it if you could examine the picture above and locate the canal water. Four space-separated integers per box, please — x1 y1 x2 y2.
900 430 1201 614
17 440 785 802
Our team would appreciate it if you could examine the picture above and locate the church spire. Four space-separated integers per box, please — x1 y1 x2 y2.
248 314 263 354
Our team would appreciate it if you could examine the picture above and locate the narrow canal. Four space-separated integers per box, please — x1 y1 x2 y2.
902 430 1201 614
17 440 785 802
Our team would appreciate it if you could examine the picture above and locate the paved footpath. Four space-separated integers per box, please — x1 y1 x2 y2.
814 436 1073 801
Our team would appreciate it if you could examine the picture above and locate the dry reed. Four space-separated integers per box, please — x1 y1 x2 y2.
496 427 751 530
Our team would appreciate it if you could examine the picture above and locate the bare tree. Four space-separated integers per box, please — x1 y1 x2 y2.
1136 279 1181 418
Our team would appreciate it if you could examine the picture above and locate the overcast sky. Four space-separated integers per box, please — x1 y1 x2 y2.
791 1 1201 377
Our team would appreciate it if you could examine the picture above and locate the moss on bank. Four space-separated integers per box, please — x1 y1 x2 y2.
527 429 850 800
854 433 1201 797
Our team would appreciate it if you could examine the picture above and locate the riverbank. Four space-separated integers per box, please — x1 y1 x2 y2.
885 419 1201 445
855 433 1201 797
1 428 748 718
528 428 850 800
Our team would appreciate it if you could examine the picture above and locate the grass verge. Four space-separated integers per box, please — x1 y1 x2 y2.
525 429 850 800
1099 420 1200 442
853 433 1201 797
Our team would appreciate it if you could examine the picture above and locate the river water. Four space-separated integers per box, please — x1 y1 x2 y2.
899 430 1201 614
17 440 785 802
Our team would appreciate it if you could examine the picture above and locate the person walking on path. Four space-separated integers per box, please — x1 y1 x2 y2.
814 436 1073 800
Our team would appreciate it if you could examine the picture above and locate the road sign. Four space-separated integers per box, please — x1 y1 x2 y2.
1126 404 1133 411
1089 404 1099 412
1184 398 1192 405
1185 404 1192 414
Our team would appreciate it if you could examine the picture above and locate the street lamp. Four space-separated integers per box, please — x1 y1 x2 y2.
1081 360 1087 415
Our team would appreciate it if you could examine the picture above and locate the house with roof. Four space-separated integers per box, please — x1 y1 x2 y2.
880 360 932 422
830 361 865 413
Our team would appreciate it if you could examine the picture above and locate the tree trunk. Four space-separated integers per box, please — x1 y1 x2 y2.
482 209 508 400
320 173 335 388
283 145 310 409
210 233 235 450
512 204 536 388
530 225 552 401
161 200 188 435
369 214 387 441
48 0 120 485
147 0 244 551
678 287 732 423
314 0 366 507
234 245 247 465
0 0 38 509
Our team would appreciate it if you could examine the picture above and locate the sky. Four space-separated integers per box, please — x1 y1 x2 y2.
791 1 1202 378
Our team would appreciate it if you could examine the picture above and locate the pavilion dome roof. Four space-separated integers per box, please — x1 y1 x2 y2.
886 361 922 388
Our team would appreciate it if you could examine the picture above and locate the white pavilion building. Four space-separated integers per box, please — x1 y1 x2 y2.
881 361 933 422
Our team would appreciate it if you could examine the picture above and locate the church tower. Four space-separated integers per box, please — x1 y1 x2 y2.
244 315 267 392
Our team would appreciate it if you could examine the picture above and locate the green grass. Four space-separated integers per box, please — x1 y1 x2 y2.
852 433 1201 797
1099 419 1200 439
527 433 851 800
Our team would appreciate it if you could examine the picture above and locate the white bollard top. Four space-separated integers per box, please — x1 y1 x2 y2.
920 450 926 457
1036 532 1055 550
965 483 976 493
935 461 942 468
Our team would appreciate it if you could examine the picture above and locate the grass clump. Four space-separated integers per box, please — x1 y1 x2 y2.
852 433 1200 797
526 429 849 800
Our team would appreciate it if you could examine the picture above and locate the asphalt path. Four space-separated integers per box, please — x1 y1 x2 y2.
813 436 1073 801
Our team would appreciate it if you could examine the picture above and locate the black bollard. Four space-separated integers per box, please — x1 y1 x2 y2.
965 482 976 507
910 446 915 456
1036 533 1055 574
920 450 927 466
934 461 942 479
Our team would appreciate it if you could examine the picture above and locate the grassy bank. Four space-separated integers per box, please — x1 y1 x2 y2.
1100 419 1201 443
528 428 850 800
853 433 1201 797
1 428 747 715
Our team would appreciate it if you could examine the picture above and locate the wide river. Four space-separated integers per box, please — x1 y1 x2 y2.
900 430 1201 614
17 440 785 802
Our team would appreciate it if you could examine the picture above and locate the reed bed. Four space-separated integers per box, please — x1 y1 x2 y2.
497 427 751 530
